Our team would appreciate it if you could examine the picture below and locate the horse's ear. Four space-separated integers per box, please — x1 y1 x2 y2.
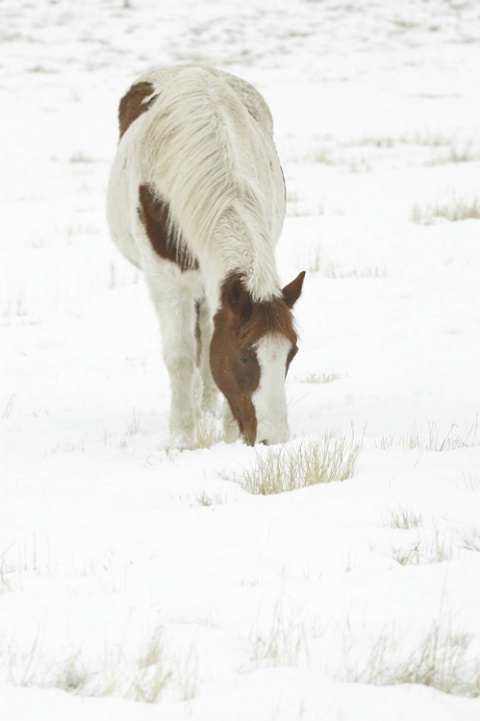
226 276 252 319
282 271 305 308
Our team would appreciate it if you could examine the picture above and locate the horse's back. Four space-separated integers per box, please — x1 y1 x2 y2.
118 66 274 140
107 66 285 277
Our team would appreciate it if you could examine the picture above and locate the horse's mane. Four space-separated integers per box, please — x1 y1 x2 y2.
135 67 285 302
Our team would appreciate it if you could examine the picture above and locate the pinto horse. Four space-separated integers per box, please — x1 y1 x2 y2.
107 65 305 448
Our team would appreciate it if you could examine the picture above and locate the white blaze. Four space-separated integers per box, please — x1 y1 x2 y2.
252 334 291 444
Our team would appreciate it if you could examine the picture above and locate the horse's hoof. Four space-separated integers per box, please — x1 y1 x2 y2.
167 431 195 451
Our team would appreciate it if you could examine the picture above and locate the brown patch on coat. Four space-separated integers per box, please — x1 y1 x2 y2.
118 81 157 139
138 184 199 272
209 272 304 445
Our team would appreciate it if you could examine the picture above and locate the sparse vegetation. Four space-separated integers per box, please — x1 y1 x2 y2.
69 152 95 164
0 558 12 594
392 540 423 566
301 371 341 384
287 200 324 217
65 223 100 238
377 430 421 450
306 244 322 272
193 415 223 449
461 528 480 553
116 409 141 448
337 132 480 172
196 489 225 506
391 529 455 566
383 506 423 530
2 627 198 703
344 131 461 151
27 64 52 74
125 409 140 437
313 148 337 165
50 437 86 453
2 394 16 420
377 419 479 451
426 419 478 451
411 197 480 224
322 263 386 279
132 629 174 703
250 609 308 669
344 620 480 697
243 432 361 495
428 145 479 165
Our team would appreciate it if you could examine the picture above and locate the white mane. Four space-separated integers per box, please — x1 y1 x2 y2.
131 66 286 303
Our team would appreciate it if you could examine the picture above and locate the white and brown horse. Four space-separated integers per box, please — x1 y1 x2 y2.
107 65 304 448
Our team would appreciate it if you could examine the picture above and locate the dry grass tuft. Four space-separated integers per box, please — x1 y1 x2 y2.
243 432 361 495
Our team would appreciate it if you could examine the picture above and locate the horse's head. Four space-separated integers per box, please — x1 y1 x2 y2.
210 271 305 445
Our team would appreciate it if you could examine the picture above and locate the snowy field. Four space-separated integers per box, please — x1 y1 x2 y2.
1 0 480 719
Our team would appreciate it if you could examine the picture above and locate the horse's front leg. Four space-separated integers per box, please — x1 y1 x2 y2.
144 266 199 449
195 295 219 415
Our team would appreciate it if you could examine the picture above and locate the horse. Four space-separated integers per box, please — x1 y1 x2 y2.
107 65 305 449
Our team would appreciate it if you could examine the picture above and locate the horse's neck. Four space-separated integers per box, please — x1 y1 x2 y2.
199 211 282 311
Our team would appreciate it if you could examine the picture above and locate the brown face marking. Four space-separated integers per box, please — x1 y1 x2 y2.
210 315 261 446
210 273 304 445
138 185 199 272
118 81 156 139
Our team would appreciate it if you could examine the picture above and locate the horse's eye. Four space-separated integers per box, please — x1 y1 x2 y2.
239 354 249 365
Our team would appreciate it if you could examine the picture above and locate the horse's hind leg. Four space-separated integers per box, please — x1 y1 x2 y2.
143 258 199 449
195 296 219 415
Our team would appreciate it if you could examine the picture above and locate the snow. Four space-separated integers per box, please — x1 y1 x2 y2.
1 0 480 719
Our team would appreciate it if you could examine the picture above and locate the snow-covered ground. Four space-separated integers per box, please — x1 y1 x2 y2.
1 1 480 719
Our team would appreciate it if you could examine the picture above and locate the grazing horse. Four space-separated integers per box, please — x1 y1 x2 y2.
107 65 305 448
